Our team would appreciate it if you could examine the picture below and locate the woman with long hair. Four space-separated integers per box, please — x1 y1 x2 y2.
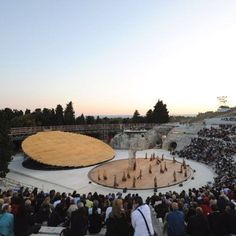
105 199 131 236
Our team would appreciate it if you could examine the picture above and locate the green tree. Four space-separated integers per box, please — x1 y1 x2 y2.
25 109 31 115
10 114 36 127
145 109 153 123
76 114 85 125
0 112 13 178
96 116 101 124
64 101 75 125
55 104 64 125
32 108 43 126
132 110 141 123
152 100 169 123
86 116 95 124
42 108 52 126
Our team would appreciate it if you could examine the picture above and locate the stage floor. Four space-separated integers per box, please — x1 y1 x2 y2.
89 158 193 189
8 149 216 199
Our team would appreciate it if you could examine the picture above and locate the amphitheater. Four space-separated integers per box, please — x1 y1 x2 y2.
5 122 222 198
2 112 236 236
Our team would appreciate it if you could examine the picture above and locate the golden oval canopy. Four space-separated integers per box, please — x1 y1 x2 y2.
22 131 115 167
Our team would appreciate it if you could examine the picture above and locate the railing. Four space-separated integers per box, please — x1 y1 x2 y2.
9 123 156 138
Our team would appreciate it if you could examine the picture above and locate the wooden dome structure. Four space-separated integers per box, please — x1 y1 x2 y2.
22 131 115 168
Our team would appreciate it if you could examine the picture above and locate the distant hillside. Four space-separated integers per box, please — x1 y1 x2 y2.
188 106 236 123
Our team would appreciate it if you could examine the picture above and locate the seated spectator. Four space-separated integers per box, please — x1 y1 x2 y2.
165 202 186 236
106 198 131 236
36 196 52 224
70 202 88 236
0 203 14 236
88 200 102 234
208 204 228 236
187 207 210 236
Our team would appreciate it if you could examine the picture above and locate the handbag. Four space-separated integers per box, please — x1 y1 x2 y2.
137 209 157 236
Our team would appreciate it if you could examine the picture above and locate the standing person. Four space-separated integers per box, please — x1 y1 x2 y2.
187 207 210 236
131 196 154 236
105 199 131 236
0 203 14 236
165 202 186 236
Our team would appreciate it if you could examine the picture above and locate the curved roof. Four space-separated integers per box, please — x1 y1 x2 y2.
22 131 115 167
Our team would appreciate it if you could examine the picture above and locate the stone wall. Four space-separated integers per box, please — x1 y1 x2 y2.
110 125 173 150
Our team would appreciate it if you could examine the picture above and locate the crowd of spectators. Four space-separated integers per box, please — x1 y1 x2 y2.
176 125 236 186
0 180 236 236
0 125 236 236
197 125 236 140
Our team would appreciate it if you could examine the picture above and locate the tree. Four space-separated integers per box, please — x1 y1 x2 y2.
76 114 85 125
32 108 43 126
25 109 31 115
132 110 141 123
86 116 95 124
4 108 15 121
50 109 56 125
145 109 153 123
42 108 52 126
152 100 169 123
10 114 36 127
55 104 64 125
96 116 101 124
64 102 75 125
0 112 13 178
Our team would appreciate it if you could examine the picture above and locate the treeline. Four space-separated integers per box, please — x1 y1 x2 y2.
0 100 169 128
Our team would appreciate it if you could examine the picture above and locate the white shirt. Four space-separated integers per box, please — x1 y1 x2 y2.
131 204 154 236
105 206 112 222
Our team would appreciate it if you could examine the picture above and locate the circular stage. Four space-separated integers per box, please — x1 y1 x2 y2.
22 131 115 168
89 157 193 190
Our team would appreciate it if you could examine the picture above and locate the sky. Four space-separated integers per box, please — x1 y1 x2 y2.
0 0 236 116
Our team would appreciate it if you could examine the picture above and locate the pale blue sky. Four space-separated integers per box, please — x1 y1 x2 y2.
1 0 236 116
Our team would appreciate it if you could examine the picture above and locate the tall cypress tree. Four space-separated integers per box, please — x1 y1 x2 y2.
145 109 153 123
55 104 64 125
64 101 75 125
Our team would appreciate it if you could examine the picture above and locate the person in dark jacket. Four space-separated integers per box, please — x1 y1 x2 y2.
208 204 228 236
224 203 236 235
87 200 103 234
106 199 131 236
165 202 186 236
70 202 88 236
187 207 210 236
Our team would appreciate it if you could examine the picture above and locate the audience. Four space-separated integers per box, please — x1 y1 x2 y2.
0 124 236 236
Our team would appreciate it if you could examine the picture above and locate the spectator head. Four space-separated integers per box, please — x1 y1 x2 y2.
2 203 11 213
111 198 123 218
133 196 143 208
196 207 203 215
211 204 218 211
171 202 179 210
25 199 31 206
93 200 99 208
77 202 84 209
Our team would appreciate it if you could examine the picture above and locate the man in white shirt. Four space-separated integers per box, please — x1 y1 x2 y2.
131 196 154 236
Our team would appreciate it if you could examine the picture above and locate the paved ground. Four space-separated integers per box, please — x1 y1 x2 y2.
7 149 215 199
5 150 216 236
